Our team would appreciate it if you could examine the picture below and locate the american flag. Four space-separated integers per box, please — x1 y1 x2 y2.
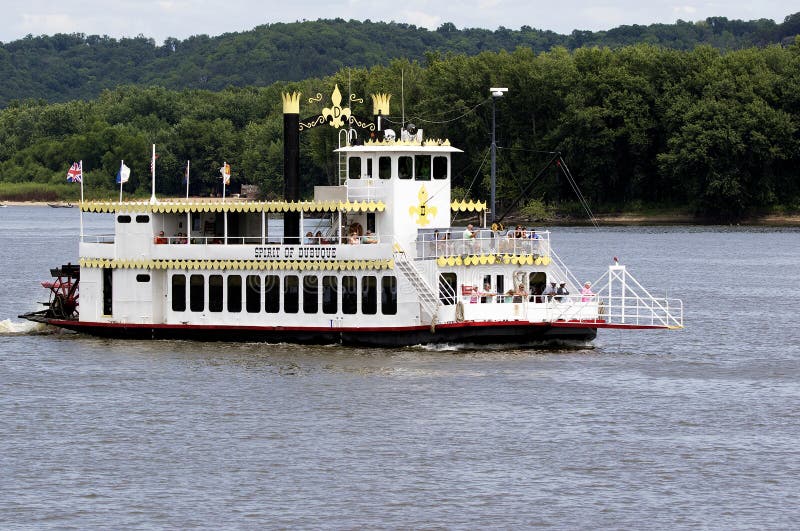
66 162 82 183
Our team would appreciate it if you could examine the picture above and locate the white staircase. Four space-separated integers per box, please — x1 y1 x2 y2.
393 242 439 323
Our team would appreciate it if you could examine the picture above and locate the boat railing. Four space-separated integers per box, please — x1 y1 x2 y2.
154 233 385 246
416 228 550 259
346 178 386 201
587 264 684 329
81 234 115 244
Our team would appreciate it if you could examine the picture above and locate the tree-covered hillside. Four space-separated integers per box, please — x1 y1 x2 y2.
1 14 799 107
2 41 799 221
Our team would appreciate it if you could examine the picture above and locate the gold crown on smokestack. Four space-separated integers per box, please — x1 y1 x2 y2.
371 93 391 116
282 91 301 114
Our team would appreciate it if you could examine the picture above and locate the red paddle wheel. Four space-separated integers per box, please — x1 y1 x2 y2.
42 264 80 320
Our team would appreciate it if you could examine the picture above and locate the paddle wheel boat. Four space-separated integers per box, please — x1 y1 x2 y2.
20 86 683 346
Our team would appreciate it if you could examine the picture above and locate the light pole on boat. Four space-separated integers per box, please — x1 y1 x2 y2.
490 87 507 226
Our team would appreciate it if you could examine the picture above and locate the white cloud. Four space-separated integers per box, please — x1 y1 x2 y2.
579 6 628 30
478 0 502 9
401 10 441 29
672 5 698 16
19 13 79 36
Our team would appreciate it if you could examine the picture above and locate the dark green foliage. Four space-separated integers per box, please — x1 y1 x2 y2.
1 15 799 107
1 36 799 221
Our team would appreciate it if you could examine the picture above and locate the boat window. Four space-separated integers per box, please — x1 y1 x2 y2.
136 274 151 283
378 156 391 179
209 275 223 312
246 275 261 313
322 276 338 314
398 156 413 179
227 275 242 312
171 275 186 312
433 156 448 179
415 156 430 181
117 215 131 224
342 276 357 314
348 156 361 179
496 275 505 298
362 276 377 314
366 158 374 179
381 276 397 315
439 273 457 305
264 275 280 313
190 274 204 312
303 276 318 314
284 276 299 314
135 215 150 223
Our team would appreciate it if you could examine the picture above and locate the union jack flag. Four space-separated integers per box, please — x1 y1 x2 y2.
66 162 82 183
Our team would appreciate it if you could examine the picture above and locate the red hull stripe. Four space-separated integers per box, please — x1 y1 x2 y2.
45 318 669 332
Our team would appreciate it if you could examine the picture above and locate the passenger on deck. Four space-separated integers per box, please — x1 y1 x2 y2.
543 281 557 301
315 231 324 244
305 231 315 244
349 231 361 245
463 224 476 240
362 230 378 244
480 282 495 303
581 281 595 302
463 224 476 252
514 283 528 303
154 231 167 244
556 282 569 302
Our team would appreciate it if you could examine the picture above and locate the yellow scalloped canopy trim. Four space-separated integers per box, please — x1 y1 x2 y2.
434 254 549 266
79 258 395 271
80 200 386 214
450 200 487 212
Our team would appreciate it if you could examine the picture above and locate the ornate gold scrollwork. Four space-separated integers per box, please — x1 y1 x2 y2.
347 116 376 132
299 115 326 131
307 93 323 104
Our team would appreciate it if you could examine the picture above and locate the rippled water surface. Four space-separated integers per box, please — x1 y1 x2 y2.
2 206 799 528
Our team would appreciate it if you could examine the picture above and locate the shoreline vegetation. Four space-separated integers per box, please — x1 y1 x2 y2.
4 200 798 226
2 42 800 223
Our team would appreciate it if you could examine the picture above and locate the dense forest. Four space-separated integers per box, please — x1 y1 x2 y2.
1 38 799 221
1 14 799 107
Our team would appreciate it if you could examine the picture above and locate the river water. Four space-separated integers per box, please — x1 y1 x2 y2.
1 206 799 528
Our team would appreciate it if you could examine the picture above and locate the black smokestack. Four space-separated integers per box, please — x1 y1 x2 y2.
283 93 300 244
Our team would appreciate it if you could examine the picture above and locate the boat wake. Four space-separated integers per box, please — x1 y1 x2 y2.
0 319 51 335
411 339 596 353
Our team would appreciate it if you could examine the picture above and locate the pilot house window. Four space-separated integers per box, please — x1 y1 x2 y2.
433 156 448 179
348 157 361 179
415 156 430 181
398 156 412 179
379 157 391 179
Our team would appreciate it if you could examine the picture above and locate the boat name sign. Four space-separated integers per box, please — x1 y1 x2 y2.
254 246 338 260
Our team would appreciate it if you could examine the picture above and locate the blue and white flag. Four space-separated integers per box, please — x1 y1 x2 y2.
116 162 130 184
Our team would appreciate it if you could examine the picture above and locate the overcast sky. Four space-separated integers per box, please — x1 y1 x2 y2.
2 0 796 45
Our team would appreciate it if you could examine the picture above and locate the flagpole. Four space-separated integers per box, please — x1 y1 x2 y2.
150 144 157 204
185 160 190 199
79 160 84 241
119 160 124 203
222 161 227 202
